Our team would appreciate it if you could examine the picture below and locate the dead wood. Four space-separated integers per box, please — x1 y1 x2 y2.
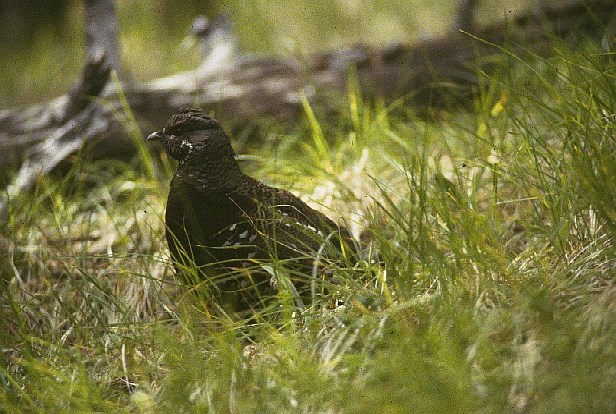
0 0 614 216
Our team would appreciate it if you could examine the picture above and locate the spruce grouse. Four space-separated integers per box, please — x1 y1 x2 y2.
147 107 355 313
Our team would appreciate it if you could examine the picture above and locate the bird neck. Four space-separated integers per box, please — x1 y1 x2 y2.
180 155 246 190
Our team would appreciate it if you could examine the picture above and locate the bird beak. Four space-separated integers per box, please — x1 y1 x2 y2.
146 130 165 142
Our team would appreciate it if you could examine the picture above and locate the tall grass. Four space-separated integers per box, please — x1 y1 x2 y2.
1 40 615 413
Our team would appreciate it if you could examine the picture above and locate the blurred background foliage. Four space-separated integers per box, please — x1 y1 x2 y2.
0 0 541 109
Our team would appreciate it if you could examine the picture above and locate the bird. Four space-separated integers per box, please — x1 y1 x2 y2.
147 107 356 315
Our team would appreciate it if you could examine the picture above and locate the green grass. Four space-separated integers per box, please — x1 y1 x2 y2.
1 39 615 413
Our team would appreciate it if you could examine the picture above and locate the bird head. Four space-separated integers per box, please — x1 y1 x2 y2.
147 107 236 163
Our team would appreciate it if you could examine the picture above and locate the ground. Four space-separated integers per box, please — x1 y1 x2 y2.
1 4 615 413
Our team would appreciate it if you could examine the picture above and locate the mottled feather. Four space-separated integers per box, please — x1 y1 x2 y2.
147 107 355 312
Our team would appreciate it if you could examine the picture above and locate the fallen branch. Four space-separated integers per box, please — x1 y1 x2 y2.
0 53 112 216
0 0 614 212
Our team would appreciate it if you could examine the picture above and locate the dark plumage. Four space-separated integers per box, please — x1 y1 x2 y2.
147 107 355 313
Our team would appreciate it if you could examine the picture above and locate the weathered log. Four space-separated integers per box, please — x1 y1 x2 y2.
85 0 121 74
0 0 614 215
0 52 113 216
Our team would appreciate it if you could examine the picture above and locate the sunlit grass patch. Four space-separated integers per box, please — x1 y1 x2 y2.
1 40 615 412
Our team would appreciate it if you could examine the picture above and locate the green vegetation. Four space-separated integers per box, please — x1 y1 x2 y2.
1 29 615 414
0 0 534 109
